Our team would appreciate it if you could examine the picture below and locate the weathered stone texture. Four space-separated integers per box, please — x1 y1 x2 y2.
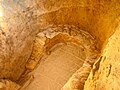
0 0 120 90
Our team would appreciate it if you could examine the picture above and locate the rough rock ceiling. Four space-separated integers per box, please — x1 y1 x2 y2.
0 0 120 90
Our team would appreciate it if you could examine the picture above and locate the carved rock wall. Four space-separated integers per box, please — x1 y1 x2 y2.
84 22 120 90
0 0 120 90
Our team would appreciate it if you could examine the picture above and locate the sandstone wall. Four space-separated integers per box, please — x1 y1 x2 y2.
0 0 120 90
84 21 120 90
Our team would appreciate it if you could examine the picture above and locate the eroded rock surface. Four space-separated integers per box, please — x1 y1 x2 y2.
0 0 120 90
84 24 120 90
19 25 99 90
0 0 38 81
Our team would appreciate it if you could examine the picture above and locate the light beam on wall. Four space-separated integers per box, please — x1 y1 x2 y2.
0 10 3 17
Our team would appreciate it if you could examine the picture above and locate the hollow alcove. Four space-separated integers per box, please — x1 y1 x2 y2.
0 0 120 90
26 41 86 90
22 25 98 90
